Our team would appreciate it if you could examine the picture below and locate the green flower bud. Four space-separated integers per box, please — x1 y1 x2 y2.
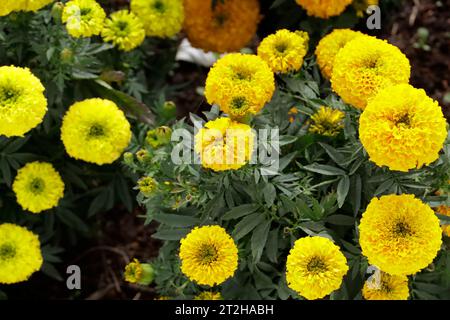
51 2 64 23
123 152 134 165
146 126 172 148
124 259 155 286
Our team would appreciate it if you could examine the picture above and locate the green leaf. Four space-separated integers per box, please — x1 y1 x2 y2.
57 208 89 234
153 213 200 227
302 163 346 176
152 227 190 241
326 214 355 226
337 175 350 208
222 204 260 221
232 212 266 241
374 178 394 196
263 183 276 207
41 262 63 281
319 143 345 166
251 220 271 263
265 228 279 263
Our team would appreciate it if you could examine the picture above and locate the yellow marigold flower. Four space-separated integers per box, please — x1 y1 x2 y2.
101 10 145 52
0 3 18 16
286 236 348 300
61 98 132 165
179 225 238 286
194 291 223 300
315 29 363 79
359 84 447 172
257 29 309 74
12 162 64 214
62 0 106 38
309 106 345 137
359 194 442 276
295 0 353 19
353 0 379 17
331 35 410 109
194 117 254 172
362 270 409 300
205 53 275 119
184 0 260 53
138 176 158 196
124 258 155 285
22 0 54 11
0 66 47 137
436 205 450 237
0 223 43 284
130 0 184 38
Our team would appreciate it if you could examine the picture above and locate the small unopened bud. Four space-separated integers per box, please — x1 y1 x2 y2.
146 126 172 148
138 176 158 197
124 259 155 286
123 152 134 165
51 2 64 23
136 149 151 163
60 48 74 62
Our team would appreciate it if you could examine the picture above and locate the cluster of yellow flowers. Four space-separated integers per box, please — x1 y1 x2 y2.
0 0 53 16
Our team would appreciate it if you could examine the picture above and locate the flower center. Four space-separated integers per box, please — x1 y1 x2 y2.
0 86 20 106
152 0 165 13
197 244 218 265
230 97 247 110
380 280 393 293
394 113 412 128
80 7 92 16
275 42 288 54
117 21 128 32
393 221 413 237
214 13 228 27
233 68 253 81
306 256 327 274
0 243 16 260
29 178 45 195
88 124 106 138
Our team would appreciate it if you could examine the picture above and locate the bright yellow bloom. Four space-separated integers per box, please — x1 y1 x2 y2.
436 205 450 237
205 53 275 119
124 258 155 285
0 223 43 284
184 0 260 53
359 84 447 172
362 270 409 300
286 236 348 300
12 162 64 214
0 66 47 137
257 29 309 74
130 0 184 38
179 225 238 286
101 10 145 52
138 176 158 196
309 106 345 137
353 0 379 17
194 291 223 300
331 35 410 109
21 0 54 11
62 0 106 38
0 3 18 16
194 117 254 172
295 0 352 19
359 194 442 276
315 29 363 79
61 98 132 165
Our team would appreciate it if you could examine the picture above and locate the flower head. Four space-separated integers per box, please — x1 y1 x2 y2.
62 0 106 38
362 269 409 300
179 225 238 286
138 176 158 196
194 291 223 300
436 205 450 237
101 10 145 52
205 53 275 119
194 117 254 172
286 236 348 300
359 84 447 172
315 29 363 79
0 223 43 284
295 0 353 19
21 0 54 11
61 98 132 165
184 0 260 53
331 35 410 109
257 29 309 74
146 126 172 148
0 66 47 137
309 106 345 137
359 194 442 276
124 258 155 285
12 162 64 214
130 0 184 38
